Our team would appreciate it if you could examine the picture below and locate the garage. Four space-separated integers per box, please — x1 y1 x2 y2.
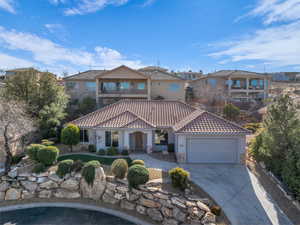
187 137 238 163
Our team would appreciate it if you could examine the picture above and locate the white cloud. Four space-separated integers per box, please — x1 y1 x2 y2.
64 0 129 15
249 0 300 24
211 21 300 67
0 26 144 73
141 0 156 7
45 23 64 33
49 0 67 5
0 0 15 13
0 53 34 69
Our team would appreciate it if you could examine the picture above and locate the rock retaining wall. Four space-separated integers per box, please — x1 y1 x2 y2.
0 167 216 225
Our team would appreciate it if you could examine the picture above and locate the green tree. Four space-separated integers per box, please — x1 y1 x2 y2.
2 69 68 139
61 124 80 152
78 97 96 115
223 103 240 120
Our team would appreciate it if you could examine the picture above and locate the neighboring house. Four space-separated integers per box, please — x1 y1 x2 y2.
173 70 203 80
270 72 300 82
191 70 271 102
71 99 250 164
64 65 186 106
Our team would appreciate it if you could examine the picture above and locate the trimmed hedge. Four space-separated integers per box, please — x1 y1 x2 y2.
82 160 101 186
36 146 59 166
169 167 190 191
111 159 128 179
58 154 132 165
26 144 45 161
131 159 145 166
56 159 74 178
107 147 118 156
127 165 149 188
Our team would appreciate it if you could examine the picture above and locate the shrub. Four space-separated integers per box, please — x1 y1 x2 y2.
127 165 149 188
131 159 145 166
107 147 118 156
36 146 59 166
111 159 128 179
168 143 175 153
211 205 221 216
56 159 74 178
12 153 25 165
88 144 96 153
32 163 46 174
97 149 106 155
169 167 190 191
223 103 240 120
71 160 84 173
41 139 55 146
121 149 129 156
243 123 262 133
81 160 101 186
26 144 44 161
61 124 80 152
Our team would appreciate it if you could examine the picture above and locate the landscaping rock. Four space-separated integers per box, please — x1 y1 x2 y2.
120 200 136 210
154 192 169 200
22 191 35 200
197 201 211 212
171 197 187 209
102 193 120 205
48 174 63 183
173 207 186 222
201 212 216 224
136 205 147 215
147 208 163 222
139 197 161 208
80 167 106 200
163 219 179 225
20 181 38 192
0 181 10 192
37 177 48 184
54 189 80 199
39 180 58 189
5 188 21 200
38 190 52 198
161 206 173 218
8 168 18 178
126 192 139 201
0 191 5 200
61 178 79 191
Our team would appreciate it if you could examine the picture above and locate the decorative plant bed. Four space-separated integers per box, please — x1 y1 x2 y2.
58 153 132 166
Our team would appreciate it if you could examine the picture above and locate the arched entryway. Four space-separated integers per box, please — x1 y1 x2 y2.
129 131 147 152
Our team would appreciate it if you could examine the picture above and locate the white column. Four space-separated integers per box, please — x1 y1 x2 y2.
146 131 153 154
96 79 99 107
124 131 130 150
147 79 151 100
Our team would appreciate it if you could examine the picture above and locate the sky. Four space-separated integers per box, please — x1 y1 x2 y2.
0 0 300 75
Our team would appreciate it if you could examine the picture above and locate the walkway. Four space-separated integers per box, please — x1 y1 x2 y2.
131 154 293 225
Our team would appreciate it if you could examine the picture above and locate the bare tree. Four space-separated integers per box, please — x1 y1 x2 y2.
0 98 34 174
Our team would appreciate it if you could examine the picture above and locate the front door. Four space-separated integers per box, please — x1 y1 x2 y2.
135 132 144 151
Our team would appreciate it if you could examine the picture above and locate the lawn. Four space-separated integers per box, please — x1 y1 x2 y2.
58 154 132 165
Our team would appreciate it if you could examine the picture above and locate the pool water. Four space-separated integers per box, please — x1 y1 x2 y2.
0 207 136 225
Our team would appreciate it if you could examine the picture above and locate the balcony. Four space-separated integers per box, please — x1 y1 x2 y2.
100 88 147 95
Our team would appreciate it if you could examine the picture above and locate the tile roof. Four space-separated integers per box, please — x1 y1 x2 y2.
63 70 106 81
71 100 250 135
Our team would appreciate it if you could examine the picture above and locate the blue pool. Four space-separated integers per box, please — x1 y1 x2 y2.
0 207 136 225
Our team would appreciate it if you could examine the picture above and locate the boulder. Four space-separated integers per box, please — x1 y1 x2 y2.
171 197 186 209
201 212 216 224
126 192 139 201
106 182 117 191
147 208 163 222
61 178 79 191
120 200 136 210
136 205 147 215
48 174 63 183
173 207 186 222
139 197 161 208
163 219 179 225
102 193 120 205
0 191 5 200
20 181 38 192
197 201 211 212
39 190 52 198
22 191 35 200
8 168 18 178
0 181 10 192
39 180 58 189
54 189 80 199
159 199 174 208
116 185 128 194
154 192 169 200
5 188 21 200
80 167 106 200
37 177 49 184
161 206 173 218
143 192 154 199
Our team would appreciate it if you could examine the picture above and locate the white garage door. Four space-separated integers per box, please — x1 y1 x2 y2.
187 138 238 163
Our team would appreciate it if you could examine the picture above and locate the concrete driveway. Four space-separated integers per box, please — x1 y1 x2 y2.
131 154 293 225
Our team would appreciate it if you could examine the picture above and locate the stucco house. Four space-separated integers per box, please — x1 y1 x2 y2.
71 99 250 164
64 65 186 106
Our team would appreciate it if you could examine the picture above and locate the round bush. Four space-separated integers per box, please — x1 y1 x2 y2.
71 160 84 173
169 167 190 191
107 147 118 156
41 139 55 146
56 159 74 178
36 146 59 166
82 160 101 186
131 159 145 166
127 165 149 188
111 159 128 179
26 144 44 161
97 149 106 155
32 163 46 174
88 144 96 153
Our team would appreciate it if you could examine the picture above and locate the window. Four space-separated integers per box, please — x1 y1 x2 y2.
66 81 77 89
208 79 217 88
120 82 130 90
103 82 117 91
85 82 96 91
137 82 146 90
155 130 168 145
168 83 180 92
80 129 89 143
105 131 119 147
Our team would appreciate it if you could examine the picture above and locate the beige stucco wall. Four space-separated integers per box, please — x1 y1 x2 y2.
151 80 186 102
65 80 96 102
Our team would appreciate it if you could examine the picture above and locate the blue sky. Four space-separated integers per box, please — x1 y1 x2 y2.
0 0 300 75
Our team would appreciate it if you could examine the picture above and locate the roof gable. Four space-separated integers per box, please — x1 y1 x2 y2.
96 65 148 80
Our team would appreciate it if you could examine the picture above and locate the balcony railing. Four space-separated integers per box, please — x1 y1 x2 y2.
100 88 147 95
